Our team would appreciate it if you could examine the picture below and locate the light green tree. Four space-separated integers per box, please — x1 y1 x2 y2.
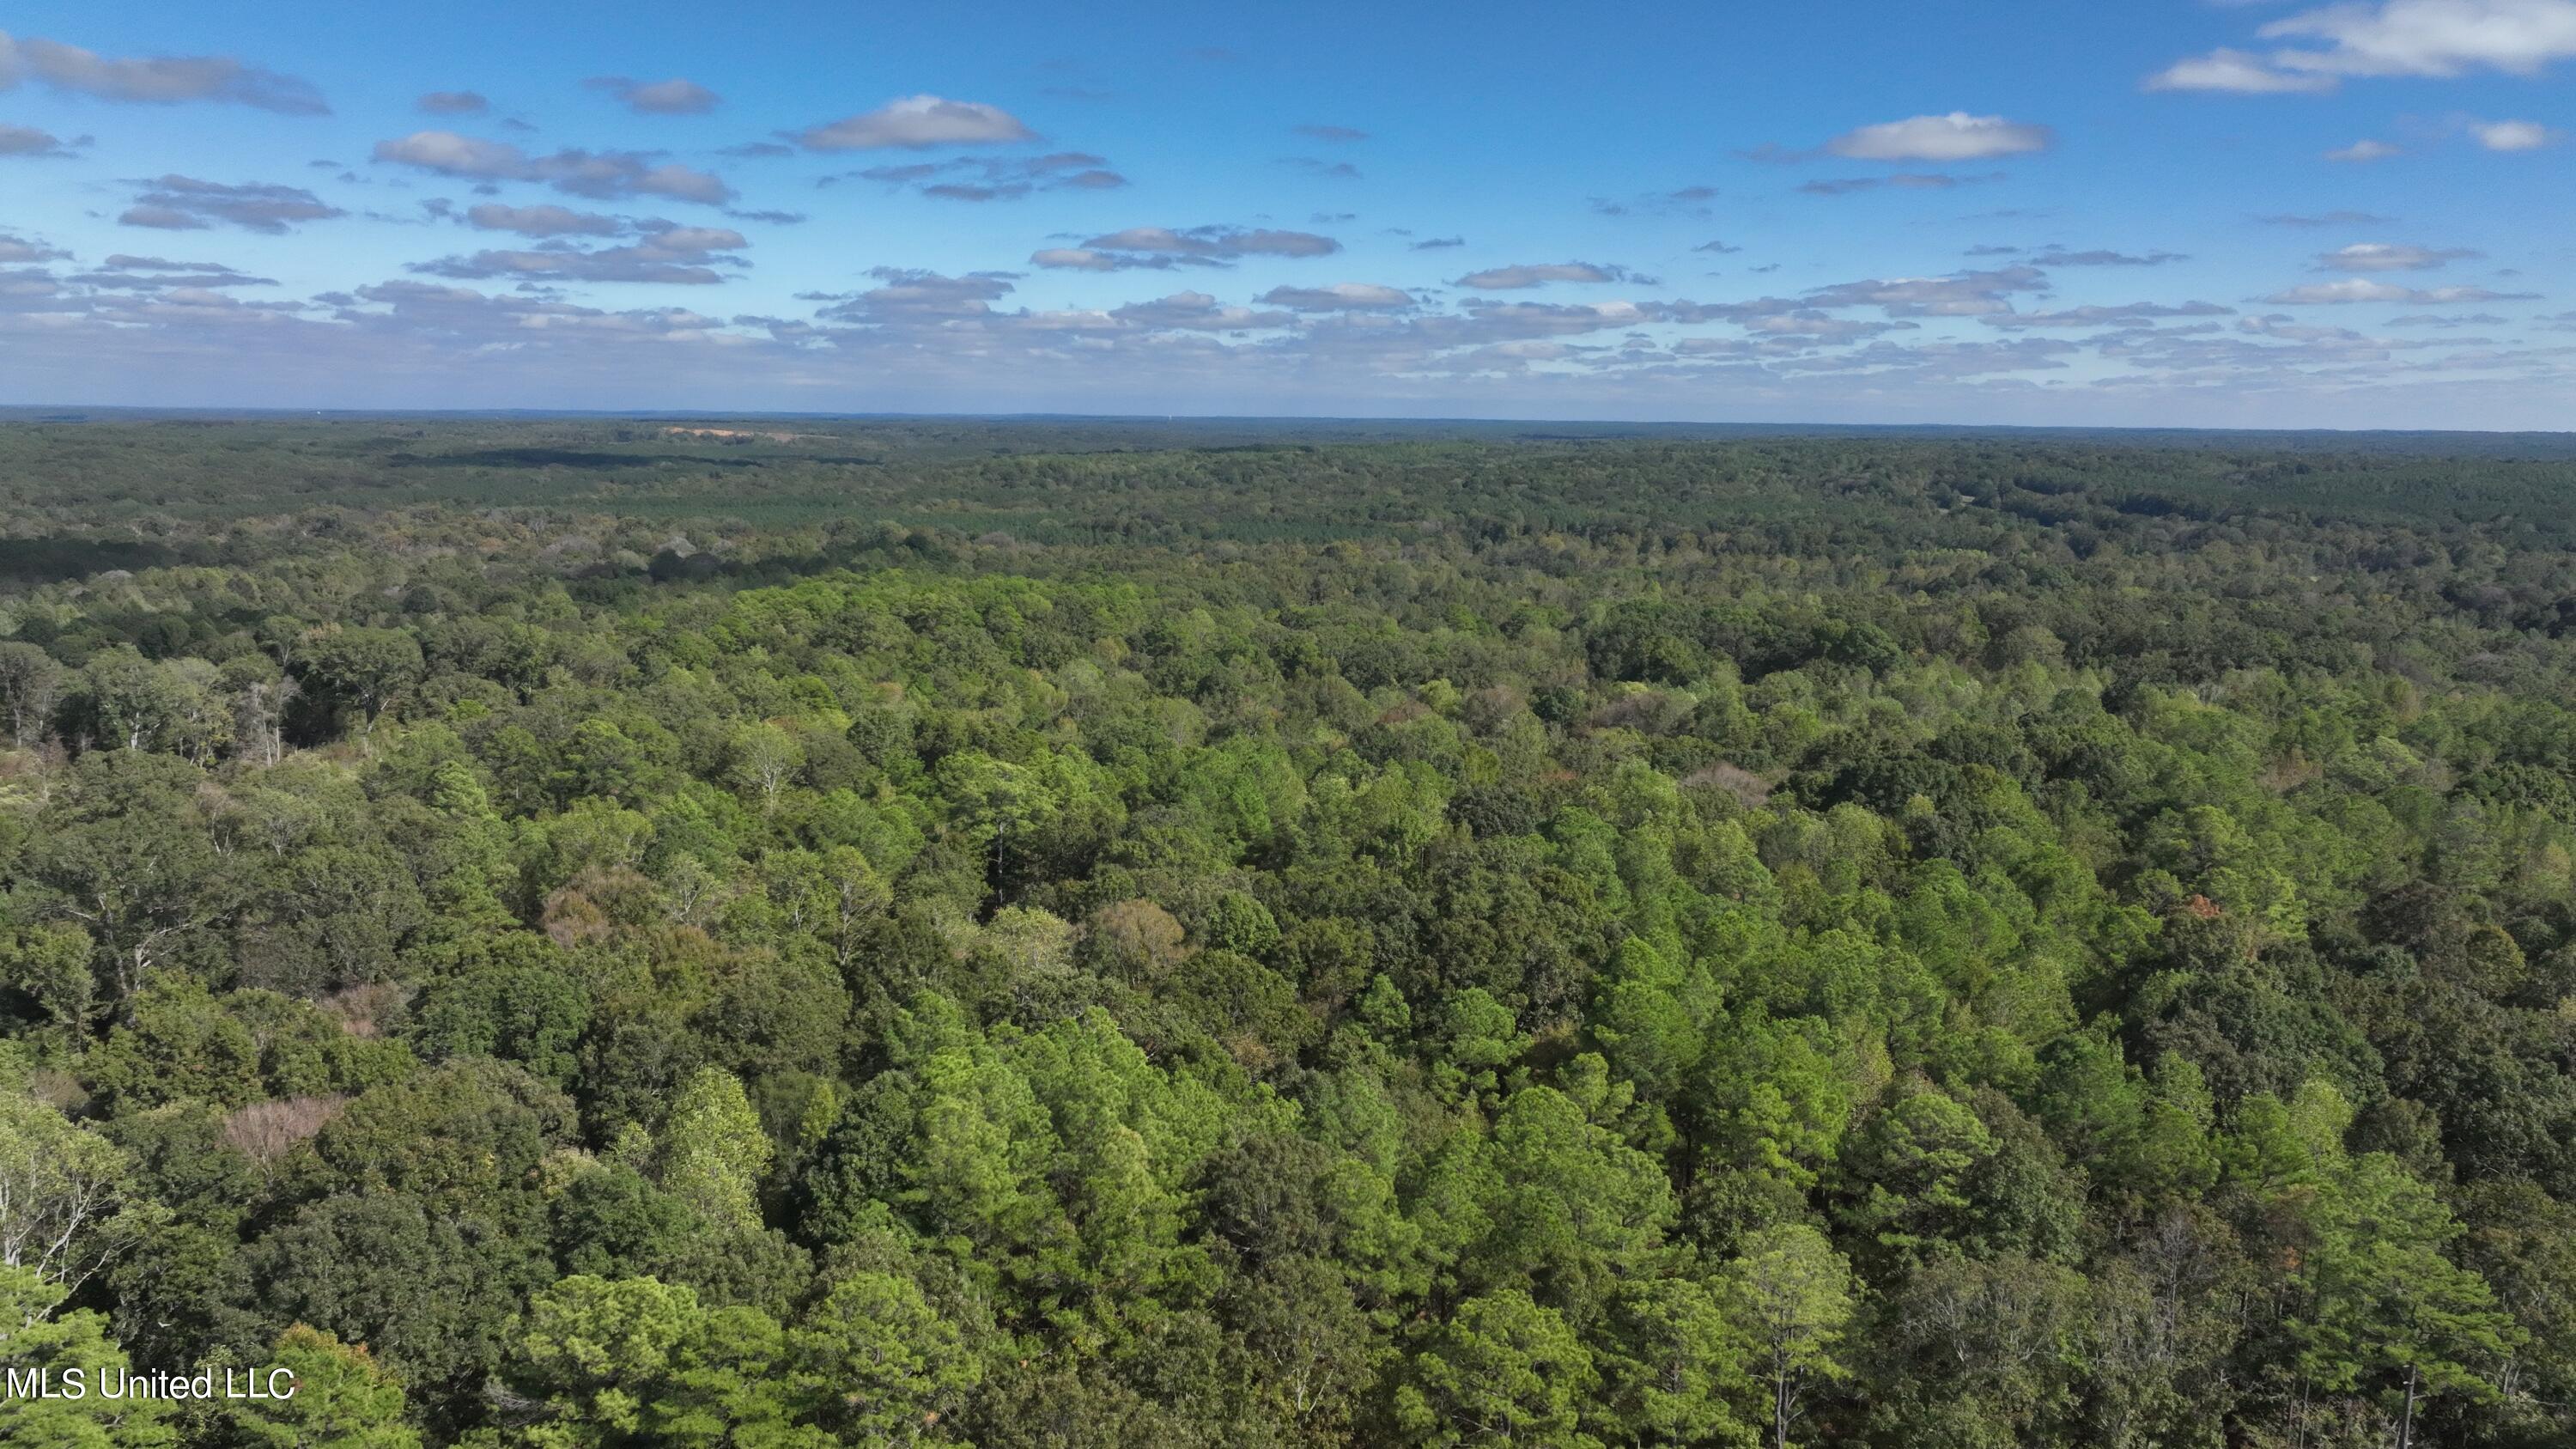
1394 1288 1602 1448
726 721 805 813
0 922 98 1040
1720 1224 1856 1449
0 1090 159 1299
788 1272 980 1444
656 1068 771 1236
500 1275 805 1446
0 1266 175 1446
1598 1275 1759 1448
2291 1153 2521 1447
229 1324 422 1449
1476 1074 1675 1314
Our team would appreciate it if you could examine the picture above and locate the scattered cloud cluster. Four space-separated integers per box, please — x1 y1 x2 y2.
1802 265 2051 317
2316 242 2480 271
119 176 346 234
798 96 1036 150
71 254 276 289
2026 248 2188 267
1454 262 1641 289
1983 301 2234 331
1826 113 2054 161
2260 210 2399 227
1279 156 1363 180
0 230 68 264
0 122 82 157
1258 282 1414 311
0 29 328 113
2148 0 2576 93
0 19 2566 423
413 221 750 285
844 151 1126 200
6 225 2564 424
460 203 626 237
1032 226 1342 271
1108 291 1294 330
374 131 734 204
2258 278 2537 304
588 76 721 115
1591 186 1719 218
1801 173 1998 196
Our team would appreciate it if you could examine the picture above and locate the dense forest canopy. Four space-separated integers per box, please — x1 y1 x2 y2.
0 417 2571 1447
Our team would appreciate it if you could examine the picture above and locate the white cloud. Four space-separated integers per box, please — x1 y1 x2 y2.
1825 113 2054 161
1109 292 1295 330
816 268 1017 322
0 123 76 157
2262 0 2576 78
2316 242 2481 270
0 30 329 113
414 224 750 284
1257 283 1416 311
2326 139 2403 161
589 76 721 116
2027 248 2190 267
1443 300 1651 341
2259 277 2537 302
375 131 524 175
7 257 2567 424
373 131 733 204
2145 47 2342 92
844 150 1124 201
1077 226 1341 259
2237 314 2384 344
465 204 626 237
68 256 277 291
1030 248 1121 271
2257 210 2399 226
1804 265 2051 317
1982 301 2236 330
118 176 345 234
1735 312 1910 343
1454 262 1629 289
0 230 68 264
1799 172 1998 195
798 96 1035 150
2475 118 2559 149
2150 0 2576 92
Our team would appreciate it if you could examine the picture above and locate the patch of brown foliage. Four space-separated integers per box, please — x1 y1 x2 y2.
224 1094 350 1165
1683 762 1772 810
317 982 409 1039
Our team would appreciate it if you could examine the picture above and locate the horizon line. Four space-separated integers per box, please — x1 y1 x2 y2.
2 405 2570 441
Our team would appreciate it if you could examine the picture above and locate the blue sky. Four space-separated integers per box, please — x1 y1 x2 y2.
1 0 2570 426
